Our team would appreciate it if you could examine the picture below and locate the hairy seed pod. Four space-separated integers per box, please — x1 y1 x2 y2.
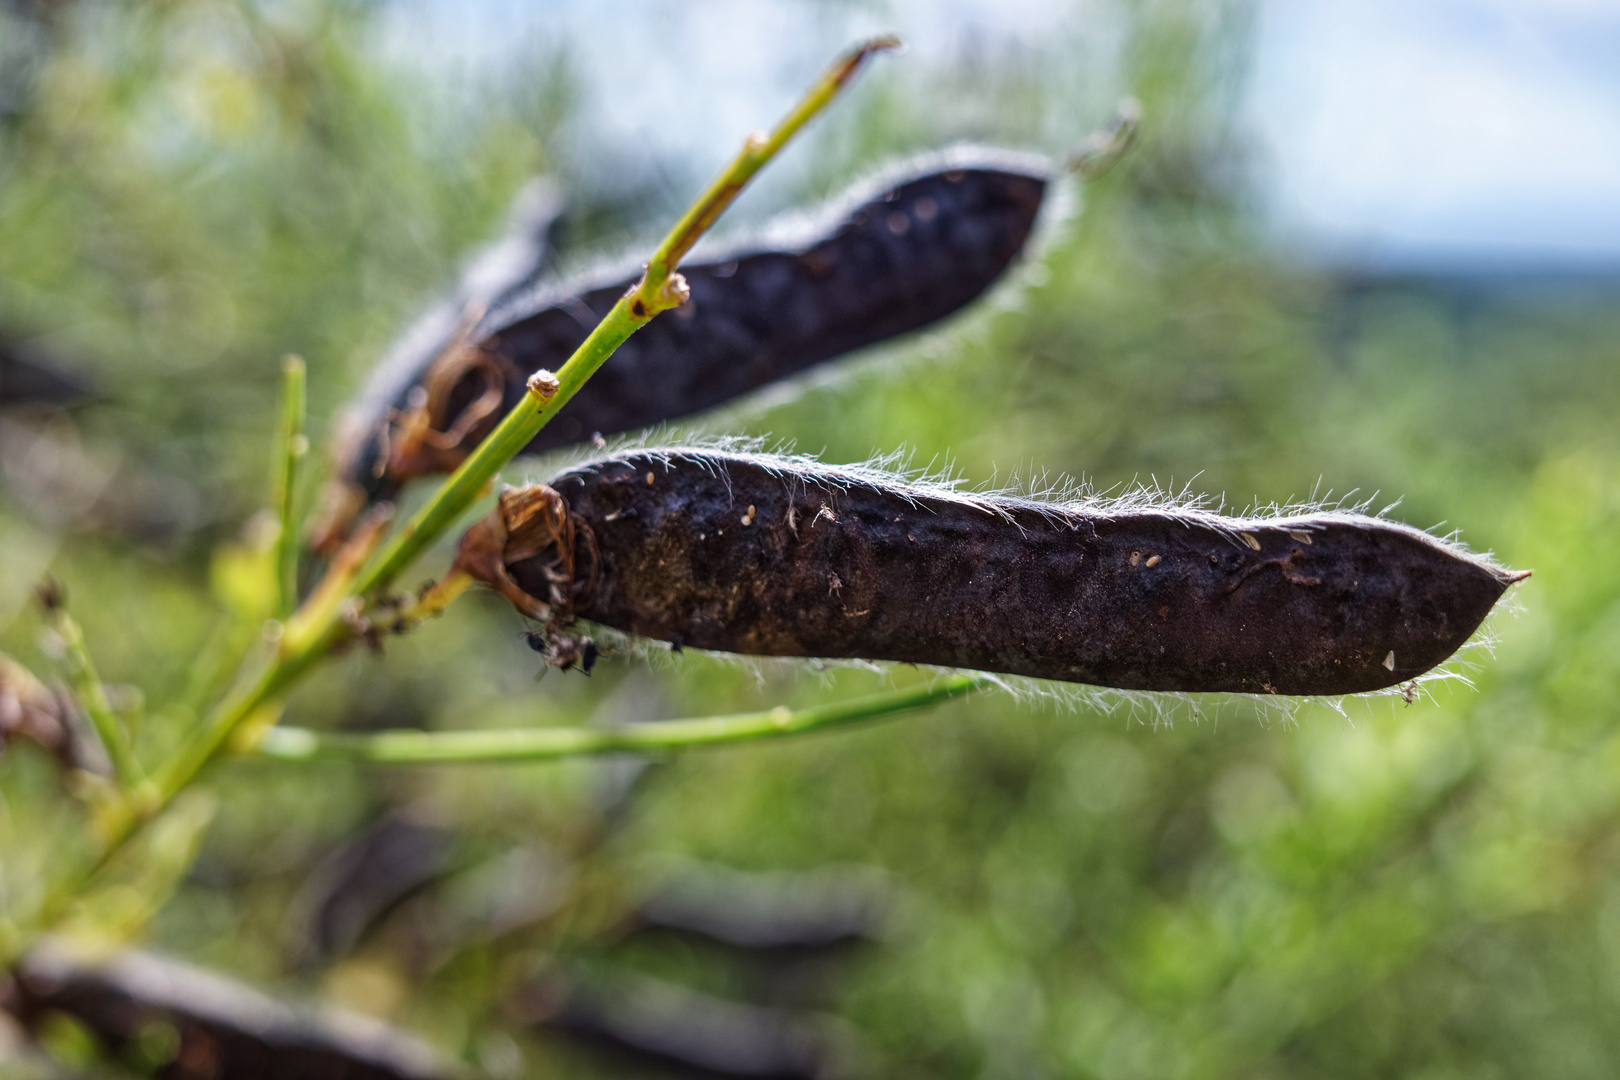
454 450 1527 696
317 149 1050 547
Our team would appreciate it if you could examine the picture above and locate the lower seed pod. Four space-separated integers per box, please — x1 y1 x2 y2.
455 450 1527 696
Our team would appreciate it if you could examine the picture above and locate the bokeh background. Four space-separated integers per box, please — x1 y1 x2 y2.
4 0 1620 1076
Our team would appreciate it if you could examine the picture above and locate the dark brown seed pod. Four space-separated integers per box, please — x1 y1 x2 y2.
454 450 1527 696
317 148 1050 548
0 333 91 408
9 942 454 1080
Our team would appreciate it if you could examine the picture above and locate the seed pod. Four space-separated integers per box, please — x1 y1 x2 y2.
10 942 454 1080
454 450 1526 696
514 968 845 1080
0 334 90 407
318 148 1051 547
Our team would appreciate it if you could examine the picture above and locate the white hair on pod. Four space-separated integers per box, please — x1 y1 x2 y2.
511 437 1514 726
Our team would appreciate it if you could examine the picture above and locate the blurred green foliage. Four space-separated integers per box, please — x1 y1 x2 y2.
4 0 1620 1077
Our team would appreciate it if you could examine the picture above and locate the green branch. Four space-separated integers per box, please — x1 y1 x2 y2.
270 355 307 621
0 37 900 969
50 609 144 789
84 37 894 862
343 35 898 606
255 674 988 765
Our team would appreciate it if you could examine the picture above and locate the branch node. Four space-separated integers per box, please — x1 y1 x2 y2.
659 273 691 310
527 369 561 401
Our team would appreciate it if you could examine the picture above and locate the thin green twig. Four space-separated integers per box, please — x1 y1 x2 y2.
342 35 899 607
255 675 988 765
73 37 894 872
270 355 308 621
49 610 144 788
1066 97 1142 180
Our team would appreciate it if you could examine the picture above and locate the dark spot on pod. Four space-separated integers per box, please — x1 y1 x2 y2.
466 451 1526 696
321 149 1052 548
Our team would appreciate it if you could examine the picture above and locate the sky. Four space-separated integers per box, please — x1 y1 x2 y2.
379 0 1620 274
1248 0 1620 272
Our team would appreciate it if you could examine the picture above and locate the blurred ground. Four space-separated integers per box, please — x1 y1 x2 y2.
3 1 1620 1077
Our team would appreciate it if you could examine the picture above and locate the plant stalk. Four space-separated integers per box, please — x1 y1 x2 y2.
270 355 308 620
50 611 144 789
29 39 896 923
348 35 898 603
255 675 987 765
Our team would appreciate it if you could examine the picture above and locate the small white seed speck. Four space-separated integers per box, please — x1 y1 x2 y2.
1383 651 1396 671
1290 531 1312 544
1146 555 1161 567
1242 533 1262 550
1130 551 1141 567
646 472 655 485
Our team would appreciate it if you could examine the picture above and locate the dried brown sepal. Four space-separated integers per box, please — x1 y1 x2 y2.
463 451 1528 696
0 652 106 775
452 486 599 622
379 322 520 485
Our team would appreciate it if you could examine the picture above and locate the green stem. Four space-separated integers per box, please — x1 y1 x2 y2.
255 675 987 765
270 355 308 620
51 611 144 788
348 35 898 604
54 37 895 886
1066 98 1142 180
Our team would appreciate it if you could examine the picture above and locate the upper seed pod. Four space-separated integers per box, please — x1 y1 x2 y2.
315 148 1053 549
454 450 1527 696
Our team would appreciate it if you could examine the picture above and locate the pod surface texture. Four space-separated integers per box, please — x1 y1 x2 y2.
492 158 1047 452
498 451 1521 696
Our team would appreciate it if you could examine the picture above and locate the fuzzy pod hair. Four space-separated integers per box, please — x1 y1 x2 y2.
454 449 1527 697
316 148 1052 547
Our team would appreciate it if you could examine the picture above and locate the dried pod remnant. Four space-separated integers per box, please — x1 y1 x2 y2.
0 652 104 774
457 450 1527 696
11 942 454 1080
322 149 1050 541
